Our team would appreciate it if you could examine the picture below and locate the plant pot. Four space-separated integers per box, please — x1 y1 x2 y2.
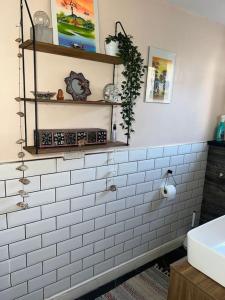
105 41 119 56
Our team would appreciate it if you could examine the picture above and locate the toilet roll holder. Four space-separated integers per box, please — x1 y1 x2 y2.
163 170 177 194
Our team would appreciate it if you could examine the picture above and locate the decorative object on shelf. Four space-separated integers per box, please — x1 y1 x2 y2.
107 23 145 142
51 0 99 53
57 89 65 101
145 47 176 104
65 71 91 101
31 91 56 100
34 128 107 148
15 22 30 205
105 35 119 56
17 202 29 209
30 11 53 43
103 83 120 102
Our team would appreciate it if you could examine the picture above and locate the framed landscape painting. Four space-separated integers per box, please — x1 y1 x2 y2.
51 0 99 52
145 47 176 104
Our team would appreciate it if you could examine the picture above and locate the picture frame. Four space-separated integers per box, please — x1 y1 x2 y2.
51 0 100 53
145 47 176 104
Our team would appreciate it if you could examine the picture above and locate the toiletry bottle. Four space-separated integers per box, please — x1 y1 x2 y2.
215 115 225 141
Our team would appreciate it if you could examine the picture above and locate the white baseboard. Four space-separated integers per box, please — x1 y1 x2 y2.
49 235 185 300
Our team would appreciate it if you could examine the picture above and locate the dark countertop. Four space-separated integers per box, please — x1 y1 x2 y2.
208 140 225 147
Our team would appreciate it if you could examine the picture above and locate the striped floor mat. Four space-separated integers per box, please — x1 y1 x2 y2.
96 265 169 300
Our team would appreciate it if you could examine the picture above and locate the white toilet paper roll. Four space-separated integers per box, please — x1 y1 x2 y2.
160 185 176 200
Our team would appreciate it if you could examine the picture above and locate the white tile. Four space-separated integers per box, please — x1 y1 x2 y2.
106 176 127 189
133 243 148 257
83 229 104 245
126 195 144 208
115 229 133 245
191 143 206 153
136 182 153 194
25 159 56 177
71 220 94 238
83 204 105 221
0 246 8 262
117 185 136 200
105 222 125 237
9 255 26 272
71 268 93 286
109 151 128 164
27 189 55 208
124 236 141 251
83 251 104 269
71 168 96 184
0 214 7 231
143 211 159 224
0 282 27 300
0 163 21 181
57 261 82 280
178 144 192 154
11 263 42 286
106 199 125 214
57 236 82 255
71 194 95 211
0 182 5 198
42 200 70 219
44 277 70 299
85 153 108 168
155 157 170 169
134 223 150 237
41 172 70 190
145 169 162 182
42 228 69 247
16 290 43 300
6 176 40 197
57 157 84 172
150 218 165 230
129 149 147 161
9 236 41 258
84 179 106 195
196 151 208 161
147 147 163 159
0 260 10 277
105 244 124 259
43 253 70 274
94 237 114 253
96 190 117 205
135 203 151 216
96 165 117 179
71 244 93 262
0 275 11 291
170 155 184 166
127 172 145 185
176 164 190 175
163 145 178 156
0 195 24 214
26 218 56 238
125 216 142 230
116 208 134 222
94 258 114 276
56 184 83 202
138 160 154 172
118 162 137 175
8 207 41 228
95 213 115 229
0 226 25 247
27 245 56 266
28 271 56 292
57 211 82 229
184 153 197 163
182 173 195 183
144 190 160 203
115 250 132 265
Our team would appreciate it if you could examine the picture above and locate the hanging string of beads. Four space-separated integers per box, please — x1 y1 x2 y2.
15 24 29 209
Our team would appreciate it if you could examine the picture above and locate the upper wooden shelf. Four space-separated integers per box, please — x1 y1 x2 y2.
20 40 122 65
21 98 121 106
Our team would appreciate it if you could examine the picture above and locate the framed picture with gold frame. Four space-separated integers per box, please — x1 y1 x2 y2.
145 47 176 104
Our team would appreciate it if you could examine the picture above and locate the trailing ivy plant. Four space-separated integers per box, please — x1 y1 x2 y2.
116 32 145 141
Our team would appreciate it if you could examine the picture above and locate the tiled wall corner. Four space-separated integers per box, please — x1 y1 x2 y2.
0 142 208 299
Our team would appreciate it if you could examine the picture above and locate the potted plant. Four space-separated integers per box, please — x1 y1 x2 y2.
105 35 119 56
106 32 145 143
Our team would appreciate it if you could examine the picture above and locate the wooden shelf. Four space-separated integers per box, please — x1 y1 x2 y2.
21 98 122 106
20 40 122 65
24 141 128 155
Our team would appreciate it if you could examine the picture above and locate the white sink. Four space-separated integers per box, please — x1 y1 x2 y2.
188 215 225 287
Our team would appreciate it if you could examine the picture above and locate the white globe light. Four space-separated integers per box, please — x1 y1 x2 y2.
33 11 50 27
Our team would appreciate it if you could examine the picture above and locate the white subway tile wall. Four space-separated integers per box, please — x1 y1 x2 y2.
0 143 207 300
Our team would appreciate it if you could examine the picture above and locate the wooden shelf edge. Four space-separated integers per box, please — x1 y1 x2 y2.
24 141 128 155
21 98 122 106
20 40 122 65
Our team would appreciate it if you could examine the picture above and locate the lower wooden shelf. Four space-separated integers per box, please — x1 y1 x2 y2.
24 141 128 155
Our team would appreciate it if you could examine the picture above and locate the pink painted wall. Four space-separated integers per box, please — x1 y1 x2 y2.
0 0 225 162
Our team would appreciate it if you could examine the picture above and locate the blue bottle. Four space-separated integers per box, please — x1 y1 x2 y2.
215 116 225 141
